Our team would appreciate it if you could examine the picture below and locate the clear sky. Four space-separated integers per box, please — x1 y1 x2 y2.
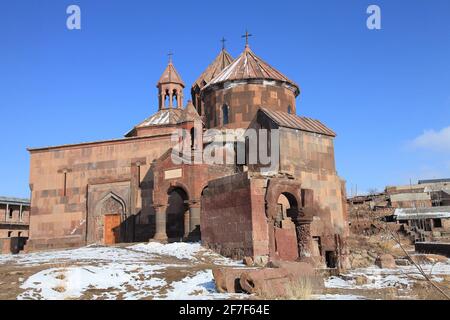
1 0 449 198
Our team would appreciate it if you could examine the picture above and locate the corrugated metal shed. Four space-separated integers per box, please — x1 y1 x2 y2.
394 206 450 220
419 178 450 184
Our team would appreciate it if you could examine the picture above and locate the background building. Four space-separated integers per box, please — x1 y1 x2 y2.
0 196 30 253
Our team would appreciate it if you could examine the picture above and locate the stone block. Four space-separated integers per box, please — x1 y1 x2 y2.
375 254 396 269
212 267 248 293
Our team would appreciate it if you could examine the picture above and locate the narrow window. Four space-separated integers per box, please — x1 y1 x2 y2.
190 127 195 150
222 104 229 125
197 100 202 116
287 105 292 114
137 164 141 188
244 137 249 166
9 208 13 219
7 231 12 237
18 232 22 237
63 171 67 197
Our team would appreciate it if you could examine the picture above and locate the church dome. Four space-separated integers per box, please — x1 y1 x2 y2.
191 49 234 117
203 46 300 96
192 49 234 91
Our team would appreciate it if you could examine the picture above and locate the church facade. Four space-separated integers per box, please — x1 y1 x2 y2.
27 43 349 268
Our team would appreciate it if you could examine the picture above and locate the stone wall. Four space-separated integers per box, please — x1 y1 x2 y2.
27 134 175 250
0 237 28 254
391 200 432 208
202 83 296 129
0 238 10 254
415 242 450 257
278 128 347 251
0 227 29 238
201 172 269 260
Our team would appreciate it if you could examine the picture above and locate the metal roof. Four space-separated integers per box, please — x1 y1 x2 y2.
394 206 450 220
157 62 184 87
259 108 336 137
177 101 202 123
0 196 30 205
205 46 299 95
419 178 450 184
193 49 234 90
136 108 184 128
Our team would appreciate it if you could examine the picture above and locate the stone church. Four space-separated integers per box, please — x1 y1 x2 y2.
27 41 349 268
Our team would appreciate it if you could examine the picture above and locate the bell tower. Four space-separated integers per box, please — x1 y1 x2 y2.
157 54 185 110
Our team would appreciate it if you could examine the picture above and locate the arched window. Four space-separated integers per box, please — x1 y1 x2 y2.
172 89 178 107
222 104 229 125
164 90 170 108
287 105 292 114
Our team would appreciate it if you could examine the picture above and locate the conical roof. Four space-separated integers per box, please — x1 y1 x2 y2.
158 62 185 87
205 46 299 95
193 49 234 90
178 100 203 123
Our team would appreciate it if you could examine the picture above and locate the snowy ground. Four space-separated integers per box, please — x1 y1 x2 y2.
1 243 449 300
0 242 245 300
321 260 450 300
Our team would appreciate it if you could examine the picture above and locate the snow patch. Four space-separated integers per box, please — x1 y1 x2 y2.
129 242 203 260
325 262 450 290
18 263 167 300
161 270 243 300
128 242 242 266
1 246 154 266
314 294 367 300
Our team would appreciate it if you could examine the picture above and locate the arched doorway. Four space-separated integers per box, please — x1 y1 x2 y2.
166 187 188 241
101 195 125 245
276 192 298 225
88 192 126 245
274 192 301 259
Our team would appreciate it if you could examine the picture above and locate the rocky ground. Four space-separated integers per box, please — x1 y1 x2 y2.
318 259 450 300
0 241 449 300
0 242 245 300
334 210 450 300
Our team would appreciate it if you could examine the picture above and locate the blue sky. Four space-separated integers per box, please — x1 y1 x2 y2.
1 0 449 198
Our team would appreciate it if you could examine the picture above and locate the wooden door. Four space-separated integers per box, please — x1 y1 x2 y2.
104 214 121 245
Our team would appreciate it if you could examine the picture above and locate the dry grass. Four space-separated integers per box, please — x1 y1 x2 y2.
50 263 70 297
284 278 313 300
55 274 66 280
255 277 313 300
52 286 66 293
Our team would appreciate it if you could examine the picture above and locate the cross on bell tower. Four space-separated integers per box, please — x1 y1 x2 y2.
221 37 227 50
241 29 253 48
